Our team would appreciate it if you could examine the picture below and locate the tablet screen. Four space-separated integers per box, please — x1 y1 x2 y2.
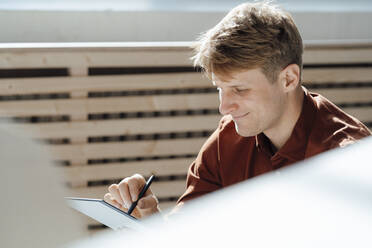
65 197 145 231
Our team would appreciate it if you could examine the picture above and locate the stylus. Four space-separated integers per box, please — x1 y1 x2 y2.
127 175 155 215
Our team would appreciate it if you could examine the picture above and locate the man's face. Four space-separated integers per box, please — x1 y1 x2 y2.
213 68 287 137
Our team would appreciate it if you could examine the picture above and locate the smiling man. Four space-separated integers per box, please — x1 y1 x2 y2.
104 1 371 218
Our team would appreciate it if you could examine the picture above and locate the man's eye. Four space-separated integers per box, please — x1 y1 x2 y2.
234 88 248 93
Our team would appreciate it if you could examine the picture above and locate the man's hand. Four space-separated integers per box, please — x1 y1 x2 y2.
104 174 160 219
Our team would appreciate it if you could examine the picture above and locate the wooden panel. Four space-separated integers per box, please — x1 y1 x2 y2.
0 93 219 117
303 47 372 64
9 107 367 139
64 158 193 184
0 50 193 68
0 42 191 51
5 67 372 95
70 180 186 199
49 138 206 161
1 88 370 117
7 115 220 139
0 72 211 95
313 88 372 104
303 68 372 83
1 43 372 68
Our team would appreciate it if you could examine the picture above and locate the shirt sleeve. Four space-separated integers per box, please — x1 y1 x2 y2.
176 124 223 205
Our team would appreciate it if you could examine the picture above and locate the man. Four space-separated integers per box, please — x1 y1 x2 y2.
103 1 371 218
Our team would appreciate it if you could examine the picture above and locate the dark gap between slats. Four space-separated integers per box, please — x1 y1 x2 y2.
88 130 213 143
304 82 372 89
87 174 187 187
303 63 372 69
8 115 70 123
44 129 213 145
337 102 372 108
88 66 200 75
0 93 70 101
89 108 220 120
0 68 68 78
40 138 70 145
88 87 217 98
87 153 196 165
54 160 71 166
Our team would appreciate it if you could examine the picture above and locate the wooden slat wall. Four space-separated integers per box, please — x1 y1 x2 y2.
0 42 371 233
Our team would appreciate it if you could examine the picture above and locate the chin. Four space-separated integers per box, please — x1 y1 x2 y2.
234 123 260 137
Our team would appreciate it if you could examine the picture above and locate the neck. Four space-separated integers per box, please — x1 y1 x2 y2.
264 86 305 150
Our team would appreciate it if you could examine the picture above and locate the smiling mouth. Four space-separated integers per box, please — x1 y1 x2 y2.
232 113 249 120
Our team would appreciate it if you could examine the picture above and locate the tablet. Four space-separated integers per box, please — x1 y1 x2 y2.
65 197 145 231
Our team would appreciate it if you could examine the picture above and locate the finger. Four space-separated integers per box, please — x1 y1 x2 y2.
108 184 124 206
118 179 133 209
104 193 126 211
128 175 144 202
103 193 114 205
130 207 142 219
129 174 154 201
137 194 159 210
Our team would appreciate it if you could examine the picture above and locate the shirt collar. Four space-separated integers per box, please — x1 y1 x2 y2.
255 87 317 162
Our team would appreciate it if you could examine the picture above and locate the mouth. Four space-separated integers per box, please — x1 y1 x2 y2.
232 113 249 120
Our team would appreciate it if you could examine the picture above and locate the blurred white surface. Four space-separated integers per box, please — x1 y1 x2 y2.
69 135 372 248
0 123 86 248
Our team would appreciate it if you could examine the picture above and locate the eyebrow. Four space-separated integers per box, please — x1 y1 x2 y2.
212 81 247 88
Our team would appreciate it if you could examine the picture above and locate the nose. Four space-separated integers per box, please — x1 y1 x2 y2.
218 88 238 116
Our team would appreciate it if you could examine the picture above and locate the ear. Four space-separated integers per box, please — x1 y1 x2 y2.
278 64 300 93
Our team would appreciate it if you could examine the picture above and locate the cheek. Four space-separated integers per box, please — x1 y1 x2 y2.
264 94 287 121
250 94 283 119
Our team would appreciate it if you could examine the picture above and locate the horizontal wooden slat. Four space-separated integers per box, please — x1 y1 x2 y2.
8 108 369 140
64 158 193 185
0 50 193 68
4 107 370 140
303 68 372 83
1 42 372 68
0 90 369 118
7 115 220 139
0 93 219 117
70 180 186 199
303 47 372 64
1 88 371 117
2 67 371 96
0 72 211 95
0 42 192 50
313 88 372 104
49 138 206 161
0 67 370 96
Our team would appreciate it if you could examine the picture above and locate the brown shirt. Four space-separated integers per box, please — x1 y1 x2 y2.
177 88 371 204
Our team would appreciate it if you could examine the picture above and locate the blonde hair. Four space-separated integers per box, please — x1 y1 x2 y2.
192 1 303 83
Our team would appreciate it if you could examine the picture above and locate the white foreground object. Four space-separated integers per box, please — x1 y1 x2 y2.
0 122 85 248
69 135 372 248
